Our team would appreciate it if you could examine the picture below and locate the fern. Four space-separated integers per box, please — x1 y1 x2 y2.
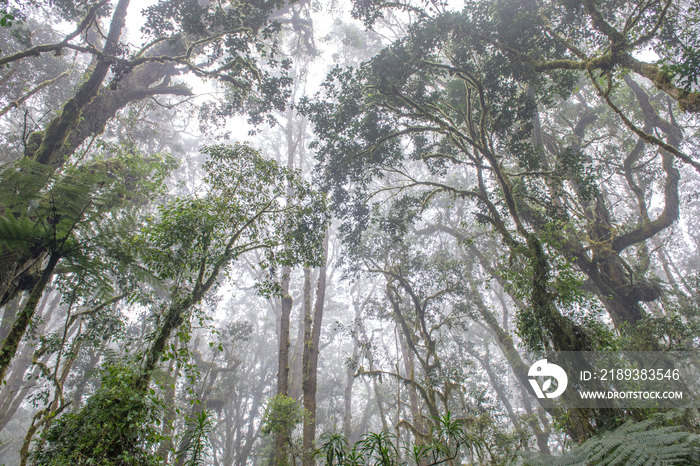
0 214 46 252
525 408 700 466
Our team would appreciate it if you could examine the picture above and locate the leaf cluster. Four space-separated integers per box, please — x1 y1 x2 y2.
35 364 167 466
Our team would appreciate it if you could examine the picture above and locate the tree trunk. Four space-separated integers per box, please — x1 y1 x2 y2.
0 292 59 433
290 268 311 401
0 252 59 385
0 296 19 343
157 336 181 462
273 265 293 465
301 230 328 466
343 301 360 440
398 327 422 436
273 108 300 465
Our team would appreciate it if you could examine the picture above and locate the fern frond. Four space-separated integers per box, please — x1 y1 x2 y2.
0 214 46 251
525 413 700 466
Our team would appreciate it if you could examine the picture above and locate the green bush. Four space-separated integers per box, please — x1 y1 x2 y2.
35 364 166 466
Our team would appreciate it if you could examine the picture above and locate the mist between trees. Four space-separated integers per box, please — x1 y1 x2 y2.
0 0 699 465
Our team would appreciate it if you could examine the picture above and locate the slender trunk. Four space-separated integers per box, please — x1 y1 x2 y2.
0 252 59 385
239 375 266 465
290 269 311 400
398 328 421 435
374 379 389 432
224 401 235 466
473 349 520 429
273 111 299 465
518 380 551 454
71 347 102 410
343 310 359 439
157 336 181 462
655 243 678 289
343 364 355 439
0 296 20 342
301 268 314 464
301 231 328 466
351 389 373 445
0 291 57 432
273 266 293 465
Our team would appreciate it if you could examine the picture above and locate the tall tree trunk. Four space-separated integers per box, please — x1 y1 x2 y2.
301 230 328 466
343 301 360 440
273 108 299 465
290 268 311 401
273 266 293 465
518 379 551 454
0 291 57 432
71 347 102 410
374 379 389 432
398 328 422 435
0 296 19 343
157 336 181 462
0 252 59 385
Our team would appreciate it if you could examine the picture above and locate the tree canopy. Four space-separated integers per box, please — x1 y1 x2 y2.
0 0 699 465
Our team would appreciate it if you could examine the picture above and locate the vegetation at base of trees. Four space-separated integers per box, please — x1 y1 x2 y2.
315 408 699 466
317 411 482 465
34 364 167 466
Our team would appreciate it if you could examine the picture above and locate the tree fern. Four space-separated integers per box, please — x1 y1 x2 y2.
525 408 700 466
0 214 46 252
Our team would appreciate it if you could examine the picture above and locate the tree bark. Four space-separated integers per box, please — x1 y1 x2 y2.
290 268 311 401
157 336 181 463
301 230 328 466
0 296 19 343
0 252 59 385
273 266 293 465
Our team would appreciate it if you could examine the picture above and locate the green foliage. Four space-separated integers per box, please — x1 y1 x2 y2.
261 394 303 437
659 3 700 92
134 143 327 296
0 152 175 256
356 431 399 466
175 411 214 466
0 11 13 28
35 364 166 466
524 408 700 466
317 412 481 466
317 433 349 466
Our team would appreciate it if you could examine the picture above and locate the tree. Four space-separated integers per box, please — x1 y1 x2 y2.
351 0 700 115
0 151 175 385
34 143 327 463
133 143 327 390
305 6 693 345
303 0 698 441
0 0 296 309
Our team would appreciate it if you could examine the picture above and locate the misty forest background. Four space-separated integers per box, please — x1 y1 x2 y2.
0 0 699 464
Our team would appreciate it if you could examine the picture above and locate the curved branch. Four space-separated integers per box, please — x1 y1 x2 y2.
0 0 108 67
0 67 73 117
589 70 700 174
